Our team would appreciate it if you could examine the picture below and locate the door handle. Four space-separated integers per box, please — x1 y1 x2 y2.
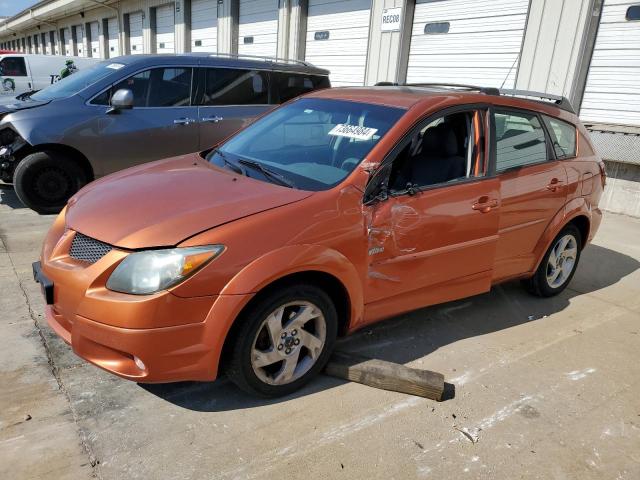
472 197 499 213
201 116 224 123
546 178 564 192
174 118 196 125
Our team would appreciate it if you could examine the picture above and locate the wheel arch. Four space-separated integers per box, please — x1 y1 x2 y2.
17 143 94 183
212 244 365 377
531 198 592 273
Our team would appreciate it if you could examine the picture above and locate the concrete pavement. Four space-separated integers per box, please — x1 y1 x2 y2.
1 183 639 479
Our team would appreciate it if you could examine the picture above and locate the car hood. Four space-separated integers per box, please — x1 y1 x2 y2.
65 154 314 249
0 97 50 116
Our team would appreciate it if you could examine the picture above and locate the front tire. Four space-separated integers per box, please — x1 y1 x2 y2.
226 284 338 397
13 151 87 214
523 224 582 297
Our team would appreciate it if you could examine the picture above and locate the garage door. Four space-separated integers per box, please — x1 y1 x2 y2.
581 0 640 127
156 4 176 53
89 22 100 58
63 27 73 55
191 0 217 52
305 0 372 86
108 17 120 57
406 0 529 88
238 0 278 58
128 12 144 54
75 25 86 56
49 31 58 55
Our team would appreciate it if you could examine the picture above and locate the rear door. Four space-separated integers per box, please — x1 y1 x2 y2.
196 67 272 149
86 66 199 174
491 108 568 281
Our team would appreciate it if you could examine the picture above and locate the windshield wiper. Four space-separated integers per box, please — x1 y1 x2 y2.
213 149 246 176
15 90 39 101
237 159 295 188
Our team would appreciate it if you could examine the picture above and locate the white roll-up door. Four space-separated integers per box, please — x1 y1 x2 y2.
156 4 176 53
581 0 640 127
107 17 121 57
191 0 218 52
128 12 144 54
75 25 86 56
238 0 278 58
304 0 372 86
406 0 529 88
63 27 72 55
89 22 100 58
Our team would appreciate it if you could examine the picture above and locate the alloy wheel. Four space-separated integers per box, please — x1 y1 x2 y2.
546 234 578 288
251 301 326 385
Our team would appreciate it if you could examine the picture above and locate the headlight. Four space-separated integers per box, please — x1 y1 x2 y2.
106 245 224 294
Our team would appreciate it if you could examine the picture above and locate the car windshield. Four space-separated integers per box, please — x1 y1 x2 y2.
209 98 405 191
30 62 125 101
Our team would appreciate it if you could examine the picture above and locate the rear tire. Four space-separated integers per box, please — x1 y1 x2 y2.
13 151 87 214
226 284 337 397
523 224 582 297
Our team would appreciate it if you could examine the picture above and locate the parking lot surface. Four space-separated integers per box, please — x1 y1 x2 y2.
1 183 639 480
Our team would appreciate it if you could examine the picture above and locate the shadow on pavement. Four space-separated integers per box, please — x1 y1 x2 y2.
0 183 26 210
141 243 638 411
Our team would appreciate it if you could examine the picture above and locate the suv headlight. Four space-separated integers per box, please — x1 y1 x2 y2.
106 245 224 295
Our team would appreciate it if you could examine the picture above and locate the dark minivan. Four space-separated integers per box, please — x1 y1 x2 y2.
0 54 329 213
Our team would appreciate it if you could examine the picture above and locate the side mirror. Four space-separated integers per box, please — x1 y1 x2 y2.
107 88 134 114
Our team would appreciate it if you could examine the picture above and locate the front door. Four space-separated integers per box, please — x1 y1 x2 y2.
78 66 199 176
363 108 500 322
197 67 272 150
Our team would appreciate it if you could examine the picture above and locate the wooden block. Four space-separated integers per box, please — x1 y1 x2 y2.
325 351 445 401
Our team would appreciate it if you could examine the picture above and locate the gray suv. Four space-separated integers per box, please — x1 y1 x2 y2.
0 54 330 213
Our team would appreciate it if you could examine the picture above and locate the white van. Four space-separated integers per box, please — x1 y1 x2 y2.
0 54 100 97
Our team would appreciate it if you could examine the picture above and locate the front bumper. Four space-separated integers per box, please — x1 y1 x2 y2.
35 222 254 383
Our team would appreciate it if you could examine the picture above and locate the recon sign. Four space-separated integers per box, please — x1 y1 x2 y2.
381 7 402 32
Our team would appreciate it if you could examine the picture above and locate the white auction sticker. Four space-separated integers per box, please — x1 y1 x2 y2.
328 124 378 141
106 63 125 70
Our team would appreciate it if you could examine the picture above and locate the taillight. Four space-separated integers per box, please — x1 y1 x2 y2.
598 161 607 188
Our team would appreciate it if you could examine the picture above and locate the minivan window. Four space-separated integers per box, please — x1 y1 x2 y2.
0 57 27 76
275 73 330 103
94 67 193 107
494 111 548 171
31 62 123 101
201 68 268 105
542 115 577 159
210 98 405 191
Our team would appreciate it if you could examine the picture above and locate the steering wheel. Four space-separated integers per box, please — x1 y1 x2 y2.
340 157 359 172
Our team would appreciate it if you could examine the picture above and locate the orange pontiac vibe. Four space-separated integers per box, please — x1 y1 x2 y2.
35 85 605 396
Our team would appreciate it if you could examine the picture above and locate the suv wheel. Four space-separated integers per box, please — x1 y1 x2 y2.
226 284 337 397
13 151 86 214
523 224 582 297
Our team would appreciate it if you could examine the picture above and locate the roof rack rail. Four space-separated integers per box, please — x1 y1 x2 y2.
498 89 575 113
208 52 312 67
403 83 500 95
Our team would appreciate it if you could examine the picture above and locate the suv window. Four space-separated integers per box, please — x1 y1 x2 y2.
388 110 484 191
494 111 548 171
201 68 268 105
542 115 576 159
274 73 330 103
0 57 27 76
92 67 193 107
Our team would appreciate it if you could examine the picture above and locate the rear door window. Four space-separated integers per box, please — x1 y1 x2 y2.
493 110 548 171
542 115 577 159
274 72 330 103
0 57 27 76
200 68 269 105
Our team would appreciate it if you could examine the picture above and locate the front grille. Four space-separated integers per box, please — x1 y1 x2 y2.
69 232 112 264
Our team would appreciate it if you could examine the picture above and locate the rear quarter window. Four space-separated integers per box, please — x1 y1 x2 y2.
274 72 330 103
542 115 577 159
